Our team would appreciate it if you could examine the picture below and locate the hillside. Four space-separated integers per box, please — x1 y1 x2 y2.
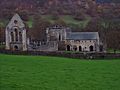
0 0 119 28
0 0 119 15
0 0 95 14
0 0 120 50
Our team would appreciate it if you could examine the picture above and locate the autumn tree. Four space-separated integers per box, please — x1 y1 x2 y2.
0 25 5 42
106 30 120 53
30 14 51 41
54 18 67 26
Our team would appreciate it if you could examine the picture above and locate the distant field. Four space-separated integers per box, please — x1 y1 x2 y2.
0 54 120 90
0 15 90 29
41 15 90 29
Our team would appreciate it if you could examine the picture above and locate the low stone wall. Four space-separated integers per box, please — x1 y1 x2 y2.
0 49 120 59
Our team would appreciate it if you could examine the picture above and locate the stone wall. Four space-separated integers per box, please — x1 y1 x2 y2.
65 40 99 52
28 41 58 51
0 49 120 59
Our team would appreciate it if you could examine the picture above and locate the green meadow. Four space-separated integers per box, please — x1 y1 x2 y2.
0 54 120 90
0 15 90 29
41 15 90 29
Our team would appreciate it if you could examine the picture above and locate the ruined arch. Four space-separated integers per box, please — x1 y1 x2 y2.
14 45 18 50
73 45 77 51
67 45 71 51
89 45 94 51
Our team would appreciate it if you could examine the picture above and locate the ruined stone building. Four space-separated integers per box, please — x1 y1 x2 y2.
5 14 104 52
5 14 27 51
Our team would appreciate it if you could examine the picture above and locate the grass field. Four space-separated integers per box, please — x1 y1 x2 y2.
0 54 120 90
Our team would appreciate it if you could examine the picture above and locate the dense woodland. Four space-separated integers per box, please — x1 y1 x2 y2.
0 0 120 51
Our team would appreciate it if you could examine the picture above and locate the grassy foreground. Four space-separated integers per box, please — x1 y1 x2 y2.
0 54 120 90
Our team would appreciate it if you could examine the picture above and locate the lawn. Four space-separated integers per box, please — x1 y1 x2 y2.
0 54 120 90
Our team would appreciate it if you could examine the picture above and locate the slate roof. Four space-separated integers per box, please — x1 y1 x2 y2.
66 32 99 40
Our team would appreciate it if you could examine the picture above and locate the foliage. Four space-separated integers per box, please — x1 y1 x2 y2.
107 49 120 53
41 15 90 29
30 15 51 41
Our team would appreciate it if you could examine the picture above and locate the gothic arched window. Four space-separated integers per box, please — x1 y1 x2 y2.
14 28 18 42
14 20 18 24
11 32 14 42
19 32 22 42
59 34 61 41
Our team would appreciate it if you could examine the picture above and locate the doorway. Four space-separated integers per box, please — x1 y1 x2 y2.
89 45 94 51
79 46 82 51
67 45 70 51
14 45 18 50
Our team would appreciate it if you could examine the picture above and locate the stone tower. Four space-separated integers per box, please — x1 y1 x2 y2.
5 14 27 51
